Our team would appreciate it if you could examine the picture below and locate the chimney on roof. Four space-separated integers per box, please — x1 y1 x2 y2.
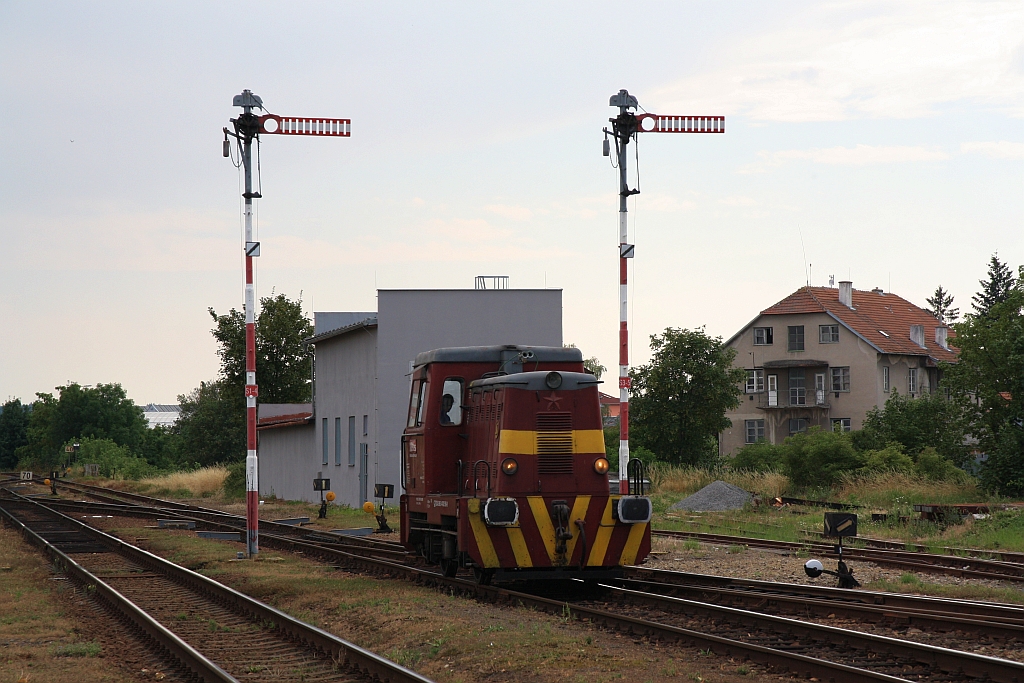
838 281 853 308
935 326 948 350
871 287 883 295
910 324 926 348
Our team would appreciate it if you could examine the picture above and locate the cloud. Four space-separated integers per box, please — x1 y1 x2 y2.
484 204 533 221
961 140 1024 159
739 144 949 173
650 1 1024 122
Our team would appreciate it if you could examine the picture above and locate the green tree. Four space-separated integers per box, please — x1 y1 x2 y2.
944 280 1024 494
208 292 314 402
972 254 1016 316
15 383 149 470
172 380 246 467
0 399 30 469
926 285 959 324
860 389 971 465
629 328 745 466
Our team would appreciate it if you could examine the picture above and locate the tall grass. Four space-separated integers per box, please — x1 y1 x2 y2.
649 464 790 500
137 466 229 498
834 470 980 508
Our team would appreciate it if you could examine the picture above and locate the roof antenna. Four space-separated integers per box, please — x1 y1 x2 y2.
829 275 835 287
799 228 808 286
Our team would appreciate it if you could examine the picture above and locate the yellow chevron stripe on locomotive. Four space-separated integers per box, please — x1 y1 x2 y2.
463 494 651 569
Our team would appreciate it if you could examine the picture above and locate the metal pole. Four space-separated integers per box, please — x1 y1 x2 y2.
609 90 637 495
233 90 261 557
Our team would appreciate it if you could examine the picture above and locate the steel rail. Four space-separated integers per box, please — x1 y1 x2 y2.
0 501 237 682
628 566 1024 623
662 517 1024 563
591 583 1024 683
614 576 1024 639
654 529 1024 582
0 492 433 683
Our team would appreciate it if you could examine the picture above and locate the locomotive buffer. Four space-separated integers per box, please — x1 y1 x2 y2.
224 90 351 556
603 91 724 493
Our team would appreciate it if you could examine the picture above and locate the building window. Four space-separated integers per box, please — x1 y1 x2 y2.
745 369 765 393
362 414 368 436
788 326 804 351
334 417 342 465
830 367 850 392
789 418 808 434
754 327 773 346
321 418 328 466
908 368 918 395
745 419 765 443
348 415 356 466
832 418 852 432
789 370 806 406
819 324 839 343
883 366 890 392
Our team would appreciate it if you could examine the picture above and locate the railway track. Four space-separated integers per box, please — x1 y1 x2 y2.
0 490 432 683
16 478 1024 681
665 515 1024 563
560 582 1024 682
654 528 1024 583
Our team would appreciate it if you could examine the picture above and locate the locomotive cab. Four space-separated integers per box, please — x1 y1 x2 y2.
400 345 652 582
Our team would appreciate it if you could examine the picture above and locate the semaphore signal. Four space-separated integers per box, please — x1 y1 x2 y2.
603 89 724 493
223 90 350 556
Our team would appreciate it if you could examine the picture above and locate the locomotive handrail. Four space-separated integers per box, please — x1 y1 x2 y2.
627 458 646 496
399 432 407 491
456 459 464 497
471 460 491 498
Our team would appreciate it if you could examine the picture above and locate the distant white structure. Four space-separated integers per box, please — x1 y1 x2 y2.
143 403 181 429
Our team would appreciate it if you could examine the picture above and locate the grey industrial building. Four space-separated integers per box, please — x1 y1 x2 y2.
256 288 563 507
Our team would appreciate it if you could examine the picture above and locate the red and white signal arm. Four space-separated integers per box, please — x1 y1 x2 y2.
258 114 350 137
635 114 725 134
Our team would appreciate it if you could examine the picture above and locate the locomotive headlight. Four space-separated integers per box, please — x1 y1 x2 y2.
545 371 562 389
593 458 610 475
501 458 518 475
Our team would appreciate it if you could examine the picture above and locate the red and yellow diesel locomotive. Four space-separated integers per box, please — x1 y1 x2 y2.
400 345 652 583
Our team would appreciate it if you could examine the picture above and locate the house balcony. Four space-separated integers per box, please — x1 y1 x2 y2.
755 390 830 410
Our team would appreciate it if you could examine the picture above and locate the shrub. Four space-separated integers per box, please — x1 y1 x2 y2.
223 460 247 499
862 444 915 473
915 447 967 482
730 441 784 472
73 437 155 480
782 428 864 488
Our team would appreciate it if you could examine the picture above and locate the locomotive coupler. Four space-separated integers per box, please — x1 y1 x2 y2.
552 500 573 555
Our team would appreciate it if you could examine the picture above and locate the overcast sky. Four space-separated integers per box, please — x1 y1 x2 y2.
2 1 1022 404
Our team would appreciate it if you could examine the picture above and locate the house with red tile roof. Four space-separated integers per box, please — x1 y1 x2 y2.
720 281 958 457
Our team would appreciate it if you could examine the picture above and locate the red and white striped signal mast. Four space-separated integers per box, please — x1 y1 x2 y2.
224 89 351 556
603 90 724 493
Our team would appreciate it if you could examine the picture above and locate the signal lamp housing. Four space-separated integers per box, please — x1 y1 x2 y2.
593 458 610 475
545 371 562 389
501 458 518 475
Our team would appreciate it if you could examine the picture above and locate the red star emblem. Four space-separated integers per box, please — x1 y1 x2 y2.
544 392 562 411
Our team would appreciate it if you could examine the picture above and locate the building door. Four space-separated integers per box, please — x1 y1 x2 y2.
359 443 369 503
815 373 826 405
767 375 778 406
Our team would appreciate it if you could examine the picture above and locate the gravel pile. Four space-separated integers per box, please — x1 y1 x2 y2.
670 480 751 511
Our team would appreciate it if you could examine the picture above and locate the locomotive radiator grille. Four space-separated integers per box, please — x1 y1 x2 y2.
536 412 574 475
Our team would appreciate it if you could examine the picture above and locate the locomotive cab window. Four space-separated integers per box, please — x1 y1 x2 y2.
408 379 429 428
440 379 463 425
